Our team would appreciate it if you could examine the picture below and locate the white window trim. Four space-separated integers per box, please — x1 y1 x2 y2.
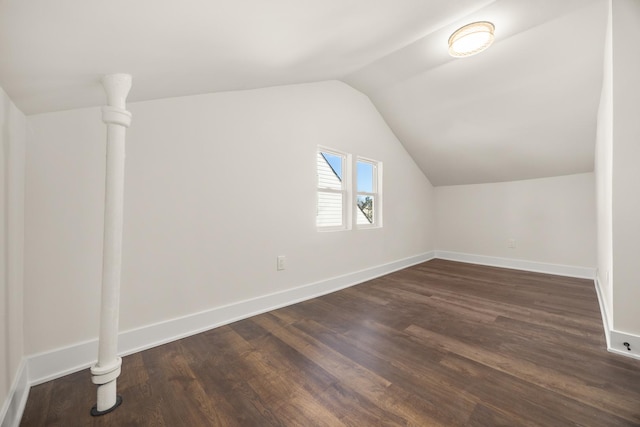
355 156 382 229
317 147 352 232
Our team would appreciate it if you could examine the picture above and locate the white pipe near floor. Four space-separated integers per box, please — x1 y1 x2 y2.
90 73 132 415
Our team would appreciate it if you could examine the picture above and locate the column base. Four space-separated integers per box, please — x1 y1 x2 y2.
90 395 123 416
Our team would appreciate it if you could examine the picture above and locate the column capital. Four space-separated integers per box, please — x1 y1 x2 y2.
102 106 132 127
102 74 132 109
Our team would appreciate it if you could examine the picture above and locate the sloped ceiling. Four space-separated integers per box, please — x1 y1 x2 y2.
345 0 607 185
0 0 606 185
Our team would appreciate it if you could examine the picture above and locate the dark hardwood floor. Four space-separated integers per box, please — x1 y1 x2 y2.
20 259 640 426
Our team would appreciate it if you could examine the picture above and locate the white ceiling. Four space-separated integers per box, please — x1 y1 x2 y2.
0 0 606 186
346 0 607 185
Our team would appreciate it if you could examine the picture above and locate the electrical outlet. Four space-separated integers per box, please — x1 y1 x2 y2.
507 238 517 249
277 255 286 271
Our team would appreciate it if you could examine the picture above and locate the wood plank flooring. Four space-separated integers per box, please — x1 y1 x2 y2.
20 259 640 426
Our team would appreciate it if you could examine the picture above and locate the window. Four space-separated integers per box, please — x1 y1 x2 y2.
317 149 349 229
356 158 381 227
316 148 381 230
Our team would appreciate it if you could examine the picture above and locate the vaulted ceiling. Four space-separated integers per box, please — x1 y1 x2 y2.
0 0 606 185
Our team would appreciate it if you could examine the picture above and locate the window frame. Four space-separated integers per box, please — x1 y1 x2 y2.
355 156 382 229
316 147 352 231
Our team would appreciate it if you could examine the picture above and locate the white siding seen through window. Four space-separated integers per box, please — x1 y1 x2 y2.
317 150 346 228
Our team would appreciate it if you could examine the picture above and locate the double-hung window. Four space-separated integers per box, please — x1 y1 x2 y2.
316 148 381 230
356 158 381 227
316 148 349 230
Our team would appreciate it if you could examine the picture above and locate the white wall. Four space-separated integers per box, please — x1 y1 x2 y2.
595 0 613 326
435 173 596 269
24 80 435 355
0 86 26 422
610 0 640 335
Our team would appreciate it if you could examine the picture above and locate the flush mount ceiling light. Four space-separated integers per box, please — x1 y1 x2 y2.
448 21 495 58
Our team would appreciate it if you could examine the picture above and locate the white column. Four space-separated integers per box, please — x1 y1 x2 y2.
90 73 132 416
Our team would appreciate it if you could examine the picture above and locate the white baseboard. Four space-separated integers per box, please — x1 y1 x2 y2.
593 276 612 348
0 359 29 427
609 330 640 360
27 251 435 386
27 340 99 387
435 250 596 279
593 277 640 360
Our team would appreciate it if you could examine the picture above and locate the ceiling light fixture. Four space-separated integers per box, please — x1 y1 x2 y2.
448 21 495 58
